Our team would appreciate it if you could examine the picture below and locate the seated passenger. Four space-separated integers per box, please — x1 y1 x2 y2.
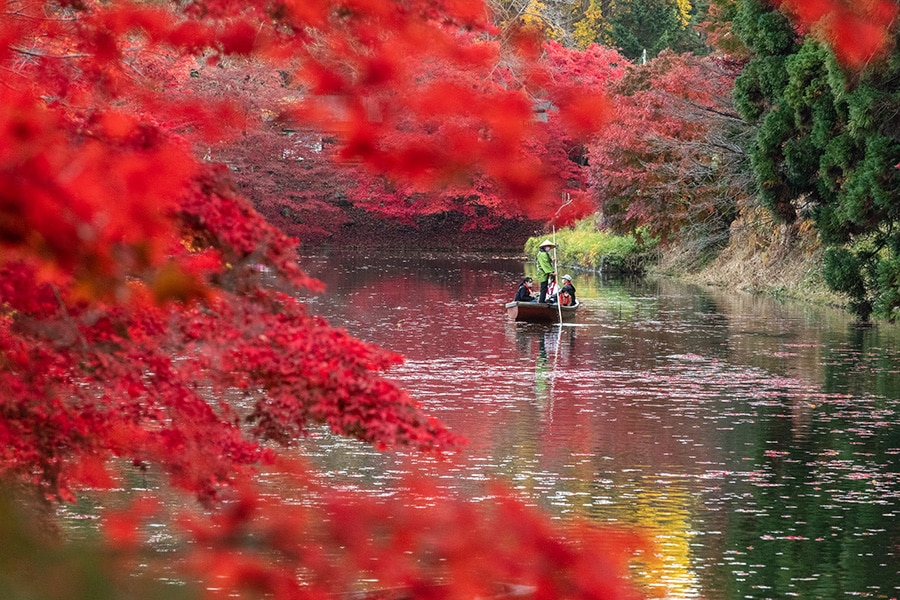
547 274 576 305
514 277 536 302
546 274 559 302
558 274 576 306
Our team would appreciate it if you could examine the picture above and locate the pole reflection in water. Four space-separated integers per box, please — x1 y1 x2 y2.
297 251 900 600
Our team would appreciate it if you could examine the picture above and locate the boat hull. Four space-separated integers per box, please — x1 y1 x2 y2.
505 301 577 323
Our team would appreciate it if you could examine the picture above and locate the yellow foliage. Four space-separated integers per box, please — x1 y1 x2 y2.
674 0 692 26
518 0 566 40
520 0 547 29
573 0 610 49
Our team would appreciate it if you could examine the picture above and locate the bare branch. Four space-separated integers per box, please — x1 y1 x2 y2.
10 45 92 59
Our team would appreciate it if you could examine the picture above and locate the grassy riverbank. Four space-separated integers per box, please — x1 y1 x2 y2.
524 218 656 274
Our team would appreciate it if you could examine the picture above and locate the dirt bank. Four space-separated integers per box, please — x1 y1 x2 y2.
651 205 848 309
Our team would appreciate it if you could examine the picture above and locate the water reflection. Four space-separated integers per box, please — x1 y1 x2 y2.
299 251 900 600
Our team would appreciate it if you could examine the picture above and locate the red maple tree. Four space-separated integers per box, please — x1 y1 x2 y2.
196 36 619 238
332 39 622 229
585 51 748 244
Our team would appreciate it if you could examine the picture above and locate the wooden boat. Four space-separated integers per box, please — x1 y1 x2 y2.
505 301 578 323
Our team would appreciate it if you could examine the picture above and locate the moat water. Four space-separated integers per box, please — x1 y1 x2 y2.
294 251 900 600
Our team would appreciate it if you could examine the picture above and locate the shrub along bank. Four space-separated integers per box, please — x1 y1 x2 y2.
525 218 656 275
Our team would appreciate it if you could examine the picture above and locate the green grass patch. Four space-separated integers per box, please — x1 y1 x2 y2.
525 219 656 274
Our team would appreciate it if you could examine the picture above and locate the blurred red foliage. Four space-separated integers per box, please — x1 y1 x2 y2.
0 0 646 598
773 0 898 68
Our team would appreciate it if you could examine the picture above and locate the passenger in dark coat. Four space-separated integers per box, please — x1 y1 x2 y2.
514 277 536 302
548 274 576 305
558 274 576 305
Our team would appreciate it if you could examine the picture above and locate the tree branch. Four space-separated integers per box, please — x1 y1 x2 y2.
10 45 92 59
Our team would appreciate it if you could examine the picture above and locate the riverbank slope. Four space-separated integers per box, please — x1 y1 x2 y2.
651 206 848 310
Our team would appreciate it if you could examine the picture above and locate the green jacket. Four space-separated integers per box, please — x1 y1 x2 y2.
536 249 554 282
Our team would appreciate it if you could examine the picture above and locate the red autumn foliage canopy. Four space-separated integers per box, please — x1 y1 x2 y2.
3 0 616 500
328 40 619 230
188 35 616 236
586 51 747 243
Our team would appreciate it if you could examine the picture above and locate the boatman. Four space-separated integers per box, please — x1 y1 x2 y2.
536 239 556 303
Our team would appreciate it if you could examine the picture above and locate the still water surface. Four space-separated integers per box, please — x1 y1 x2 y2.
298 251 900 600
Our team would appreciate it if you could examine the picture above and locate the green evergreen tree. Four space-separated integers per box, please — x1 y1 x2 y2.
732 0 801 221
608 0 704 59
818 49 900 321
734 0 900 321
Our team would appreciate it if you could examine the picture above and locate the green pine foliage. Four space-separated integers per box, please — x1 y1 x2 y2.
823 247 871 319
732 0 801 222
734 0 900 321
573 0 707 59
875 256 900 319
731 0 797 111
610 0 682 58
